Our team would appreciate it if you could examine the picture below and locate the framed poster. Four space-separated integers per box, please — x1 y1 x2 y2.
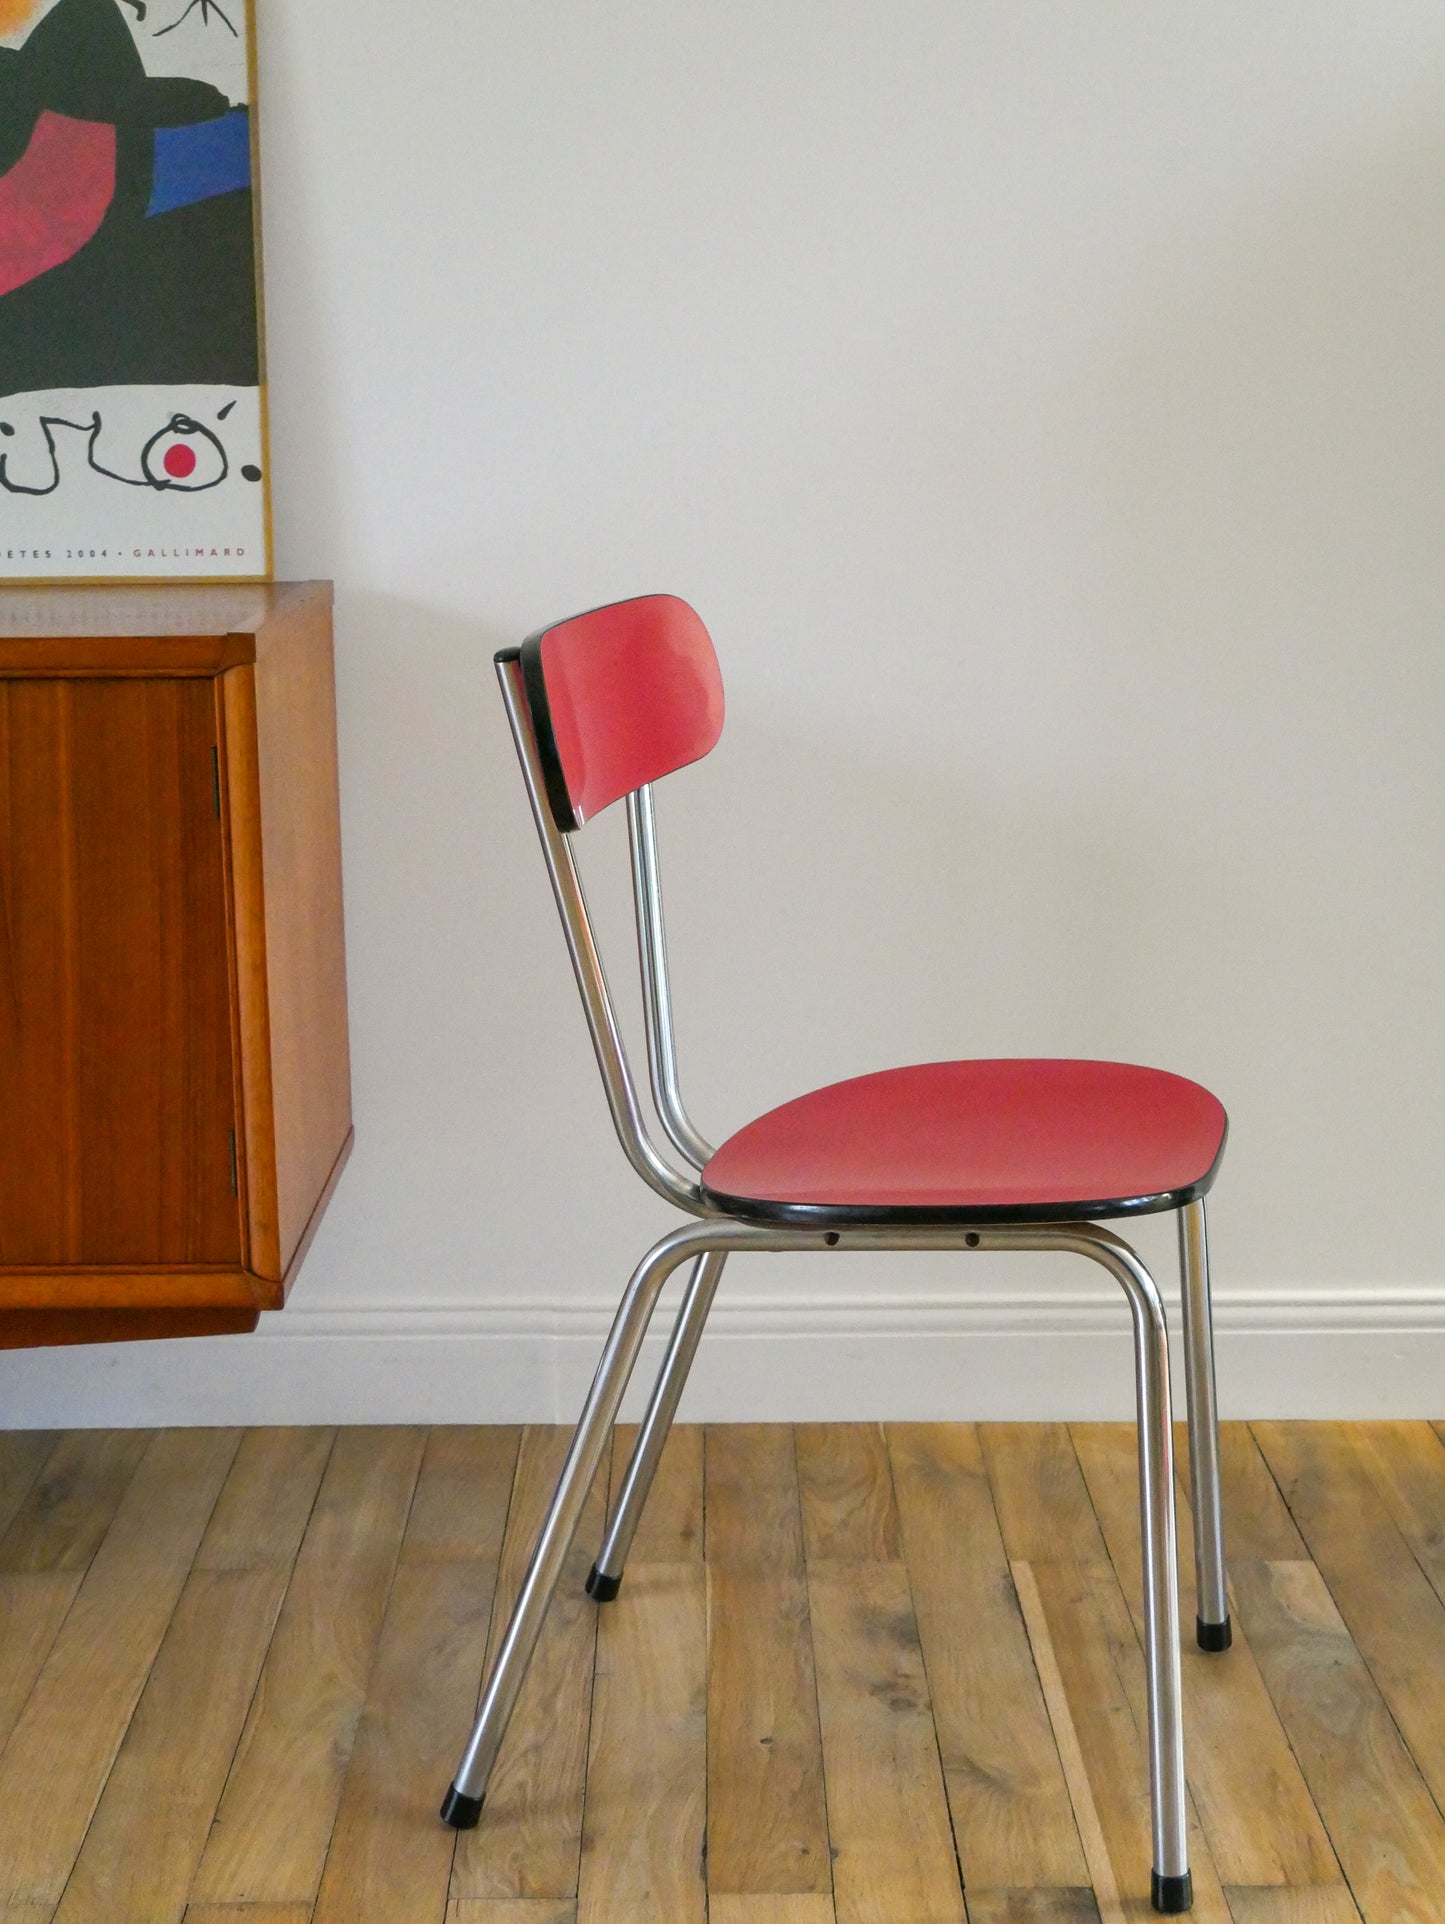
0 0 270 581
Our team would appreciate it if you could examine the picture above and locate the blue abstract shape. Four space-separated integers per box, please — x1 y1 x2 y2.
147 108 251 219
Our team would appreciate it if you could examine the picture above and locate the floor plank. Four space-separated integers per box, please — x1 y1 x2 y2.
0 1569 83 1759
577 1561 707 1924
1341 1421 1445 1609
807 1558 965 1924
708 1564 830 1895
451 1425 609 1903
706 1414 830 1897
706 1425 806 1567
192 1427 337 1575
56 1570 299 1924
1223 1889 1364 1923
1230 1557 1445 1923
447 1906 576 1924
0 1428 152 1573
51 1430 335 1924
0 1429 156 1758
609 1421 702 1562
1070 1422 1339 1890
1217 1426 1308 1562
312 1430 518 1924
888 1422 1087 1890
395 1427 522 1570
0 1431 57 1542
189 1426 427 1910
1253 1422 1445 1824
708 1899 837 1924
796 1422 901 1562
185 1909 313 1924
980 1424 1109 1564
964 1895 1103 1924
1015 1559 1234 1923
0 1428 240 1912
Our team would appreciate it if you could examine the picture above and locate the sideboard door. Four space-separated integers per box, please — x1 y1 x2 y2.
0 677 241 1268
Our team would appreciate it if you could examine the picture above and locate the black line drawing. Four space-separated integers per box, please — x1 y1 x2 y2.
0 416 83 497
137 413 228 488
0 412 229 495
117 0 149 20
154 0 238 39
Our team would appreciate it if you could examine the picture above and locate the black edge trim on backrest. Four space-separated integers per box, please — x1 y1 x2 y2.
513 626 581 833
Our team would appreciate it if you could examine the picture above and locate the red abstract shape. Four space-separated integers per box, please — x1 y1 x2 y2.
0 111 117 301
162 442 198 478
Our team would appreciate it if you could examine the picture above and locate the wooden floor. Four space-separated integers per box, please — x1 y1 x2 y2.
2 1423 1445 1922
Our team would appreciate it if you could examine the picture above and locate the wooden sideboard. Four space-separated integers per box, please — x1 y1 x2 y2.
0 582 352 1349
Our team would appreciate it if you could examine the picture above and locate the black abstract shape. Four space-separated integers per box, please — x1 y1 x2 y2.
217 397 236 418
117 0 147 18
240 462 260 481
155 0 238 37
0 408 230 493
0 0 255 400
0 414 94 495
137 412 227 488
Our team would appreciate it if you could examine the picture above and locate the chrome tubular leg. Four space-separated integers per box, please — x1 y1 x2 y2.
441 1224 715 1827
589 1249 727 1601
1178 1198 1229 1650
1111 1242 1191 1913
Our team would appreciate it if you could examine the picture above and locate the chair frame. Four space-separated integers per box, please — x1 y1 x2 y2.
443 650 1230 1917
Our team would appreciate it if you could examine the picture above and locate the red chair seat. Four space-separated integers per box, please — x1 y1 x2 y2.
700 1059 1227 1224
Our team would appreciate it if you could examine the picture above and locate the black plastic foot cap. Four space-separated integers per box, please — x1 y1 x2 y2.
440 1785 484 1830
1197 1614 1233 1652
586 1564 622 1602
1152 1869 1193 1914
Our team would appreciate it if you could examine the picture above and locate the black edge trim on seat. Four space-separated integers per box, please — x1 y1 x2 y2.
699 1119 1229 1229
516 627 580 833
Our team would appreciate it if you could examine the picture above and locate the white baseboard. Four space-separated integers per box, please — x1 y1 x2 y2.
1 1286 1442 1427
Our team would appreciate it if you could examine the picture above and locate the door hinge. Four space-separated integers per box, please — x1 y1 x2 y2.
228 1129 238 1197
211 745 222 819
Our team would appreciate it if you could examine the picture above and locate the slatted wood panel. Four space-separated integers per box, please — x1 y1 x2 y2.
0 1424 1443 1921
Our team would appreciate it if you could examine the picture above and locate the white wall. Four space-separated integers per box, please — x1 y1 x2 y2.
8 2 1445 1423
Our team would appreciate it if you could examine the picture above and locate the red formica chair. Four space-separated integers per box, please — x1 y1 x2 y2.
443 594 1230 1915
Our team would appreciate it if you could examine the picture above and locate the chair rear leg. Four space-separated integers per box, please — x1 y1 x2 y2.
588 1249 727 1601
441 1227 705 1828
1178 1198 1230 1651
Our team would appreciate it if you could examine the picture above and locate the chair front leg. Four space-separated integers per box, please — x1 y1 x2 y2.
588 1248 727 1601
1124 1253 1191 1914
1076 1233 1190 1914
440 1222 716 1828
1178 1198 1230 1650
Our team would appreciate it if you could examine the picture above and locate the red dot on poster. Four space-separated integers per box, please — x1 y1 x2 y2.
163 443 197 479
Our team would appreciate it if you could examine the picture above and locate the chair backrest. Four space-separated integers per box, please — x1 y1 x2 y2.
495 594 723 1212
510 594 725 832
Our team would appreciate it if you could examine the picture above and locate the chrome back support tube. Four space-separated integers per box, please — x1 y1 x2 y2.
496 657 707 1215
627 785 716 1170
